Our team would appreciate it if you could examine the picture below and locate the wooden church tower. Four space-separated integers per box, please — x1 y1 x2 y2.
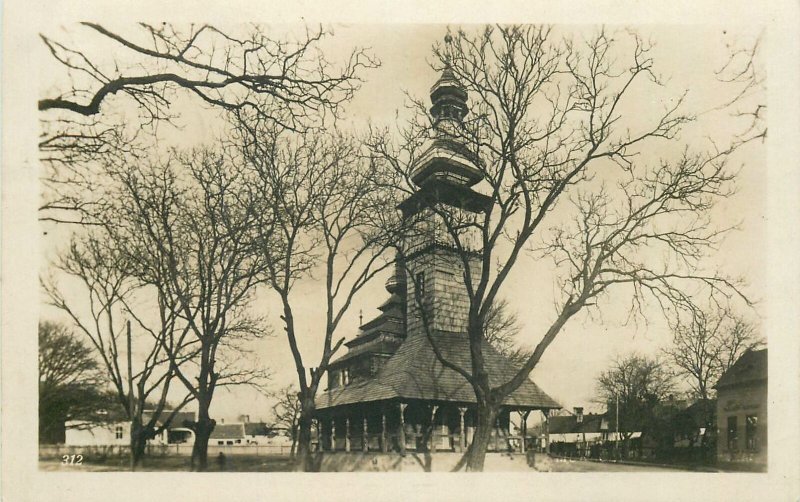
315 59 560 456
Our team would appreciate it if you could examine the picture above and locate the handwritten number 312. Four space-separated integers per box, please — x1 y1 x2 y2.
61 454 83 465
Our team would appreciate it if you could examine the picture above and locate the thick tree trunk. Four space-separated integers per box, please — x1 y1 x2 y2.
190 404 215 472
294 402 315 472
129 418 146 470
464 405 497 472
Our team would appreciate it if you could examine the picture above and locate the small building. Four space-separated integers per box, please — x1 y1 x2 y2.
547 407 651 460
65 409 196 446
715 348 767 465
549 408 615 457
65 421 134 446
210 423 246 446
243 422 278 445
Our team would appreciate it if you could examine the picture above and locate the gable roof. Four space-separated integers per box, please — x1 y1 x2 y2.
549 413 609 434
210 423 245 440
317 331 560 410
141 410 196 430
715 348 768 390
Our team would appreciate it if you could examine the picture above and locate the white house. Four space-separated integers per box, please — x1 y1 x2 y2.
64 410 195 446
65 420 176 446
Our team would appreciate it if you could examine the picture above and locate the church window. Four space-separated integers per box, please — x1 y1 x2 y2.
416 272 426 298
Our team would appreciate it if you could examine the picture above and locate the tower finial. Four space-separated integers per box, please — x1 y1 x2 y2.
443 33 454 65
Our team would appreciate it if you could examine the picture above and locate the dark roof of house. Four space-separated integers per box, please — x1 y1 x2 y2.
243 422 271 436
549 413 609 434
210 423 245 440
141 410 196 429
715 348 768 390
317 331 560 411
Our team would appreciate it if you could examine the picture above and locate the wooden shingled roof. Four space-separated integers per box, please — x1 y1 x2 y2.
317 331 561 411
548 414 609 434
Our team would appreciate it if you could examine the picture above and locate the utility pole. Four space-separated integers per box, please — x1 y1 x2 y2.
615 392 620 461
127 320 135 471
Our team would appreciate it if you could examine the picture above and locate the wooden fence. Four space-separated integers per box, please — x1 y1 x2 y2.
39 443 294 459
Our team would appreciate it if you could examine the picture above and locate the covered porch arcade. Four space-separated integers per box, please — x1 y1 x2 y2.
314 399 548 454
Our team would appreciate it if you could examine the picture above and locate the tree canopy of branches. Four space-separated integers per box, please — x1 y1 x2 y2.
40 22 380 470
39 23 378 225
483 299 531 368
664 308 762 405
233 116 395 471
44 230 198 468
99 147 272 471
269 385 302 457
714 35 766 144
38 320 112 443
368 25 760 470
596 353 677 454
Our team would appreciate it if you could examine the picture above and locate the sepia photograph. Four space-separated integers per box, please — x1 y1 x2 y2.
3 1 800 501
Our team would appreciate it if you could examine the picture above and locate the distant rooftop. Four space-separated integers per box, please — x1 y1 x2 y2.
210 423 245 440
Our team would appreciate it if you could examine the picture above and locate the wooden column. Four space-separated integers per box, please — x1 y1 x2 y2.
363 416 369 452
543 409 550 454
314 419 321 452
519 410 531 454
399 403 407 455
345 418 351 452
429 405 439 452
381 411 388 453
458 407 467 452
331 420 336 452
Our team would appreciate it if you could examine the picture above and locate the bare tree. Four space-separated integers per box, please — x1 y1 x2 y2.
664 309 762 406
270 385 303 457
370 25 758 470
714 34 766 143
39 23 378 225
232 119 396 471
483 299 531 368
44 231 197 469
102 147 272 471
596 353 677 456
40 22 377 469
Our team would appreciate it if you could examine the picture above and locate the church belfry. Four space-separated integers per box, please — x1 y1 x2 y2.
314 45 559 460
400 58 491 335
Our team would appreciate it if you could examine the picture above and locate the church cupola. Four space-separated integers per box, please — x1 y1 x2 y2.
429 64 469 126
408 43 484 191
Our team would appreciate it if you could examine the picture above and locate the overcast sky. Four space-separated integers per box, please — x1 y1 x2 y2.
39 23 765 423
